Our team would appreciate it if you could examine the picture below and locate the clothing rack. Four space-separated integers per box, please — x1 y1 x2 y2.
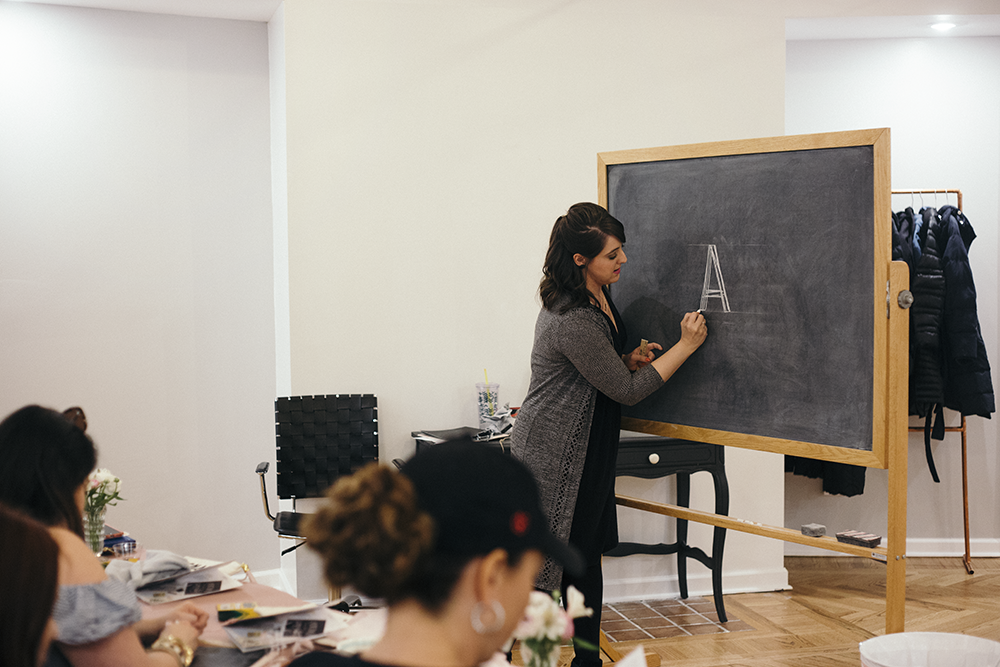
892 188 973 575
892 188 963 210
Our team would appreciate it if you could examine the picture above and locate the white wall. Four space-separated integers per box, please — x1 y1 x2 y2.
282 0 790 601
0 4 280 573
784 35 1000 556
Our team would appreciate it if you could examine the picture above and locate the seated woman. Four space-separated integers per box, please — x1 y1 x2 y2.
0 405 208 667
289 439 585 667
0 503 60 667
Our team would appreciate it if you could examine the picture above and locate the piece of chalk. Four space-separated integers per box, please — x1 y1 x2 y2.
801 523 826 537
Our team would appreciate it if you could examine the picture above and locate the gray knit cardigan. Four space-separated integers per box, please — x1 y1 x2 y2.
510 298 663 589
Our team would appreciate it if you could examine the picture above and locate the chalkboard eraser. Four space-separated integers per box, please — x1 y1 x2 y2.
801 523 826 537
835 530 882 548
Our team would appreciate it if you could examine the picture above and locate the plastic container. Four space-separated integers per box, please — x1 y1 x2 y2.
860 633 1000 667
475 382 500 429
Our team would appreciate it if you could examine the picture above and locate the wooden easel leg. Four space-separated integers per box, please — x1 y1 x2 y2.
885 259 909 634
599 630 660 667
885 553 906 633
599 629 623 662
886 413 906 633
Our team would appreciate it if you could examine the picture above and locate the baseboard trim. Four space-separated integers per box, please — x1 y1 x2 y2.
603 567 790 604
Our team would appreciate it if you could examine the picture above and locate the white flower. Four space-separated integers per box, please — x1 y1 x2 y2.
90 468 121 493
511 587 595 667
84 468 125 513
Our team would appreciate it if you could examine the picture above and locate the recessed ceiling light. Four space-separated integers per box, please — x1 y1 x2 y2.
931 22 957 31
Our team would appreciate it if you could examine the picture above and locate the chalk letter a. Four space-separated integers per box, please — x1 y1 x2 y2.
700 245 731 312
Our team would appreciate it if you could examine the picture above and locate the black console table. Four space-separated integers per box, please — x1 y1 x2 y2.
608 436 729 623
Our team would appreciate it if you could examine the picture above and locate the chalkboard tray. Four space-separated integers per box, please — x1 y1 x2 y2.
599 129 902 468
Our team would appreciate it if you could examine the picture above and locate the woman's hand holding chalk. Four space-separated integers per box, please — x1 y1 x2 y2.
625 339 661 371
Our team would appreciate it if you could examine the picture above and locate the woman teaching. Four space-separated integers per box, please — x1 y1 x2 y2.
510 202 707 667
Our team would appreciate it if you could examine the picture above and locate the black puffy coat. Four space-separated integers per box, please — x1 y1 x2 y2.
937 205 994 417
907 208 947 416
900 205 993 418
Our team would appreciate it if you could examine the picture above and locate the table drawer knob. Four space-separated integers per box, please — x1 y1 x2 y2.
648 453 660 465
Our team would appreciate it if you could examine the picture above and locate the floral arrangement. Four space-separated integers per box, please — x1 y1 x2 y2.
84 468 125 514
512 585 594 667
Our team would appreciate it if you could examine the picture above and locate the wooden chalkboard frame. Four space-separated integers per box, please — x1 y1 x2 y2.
599 128 899 470
601 128 912 633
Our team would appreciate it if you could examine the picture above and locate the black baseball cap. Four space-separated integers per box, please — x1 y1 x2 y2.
400 439 584 578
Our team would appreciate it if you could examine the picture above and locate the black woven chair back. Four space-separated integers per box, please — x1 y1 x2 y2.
274 394 378 499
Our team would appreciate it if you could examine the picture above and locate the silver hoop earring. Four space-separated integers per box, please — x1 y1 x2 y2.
471 600 506 635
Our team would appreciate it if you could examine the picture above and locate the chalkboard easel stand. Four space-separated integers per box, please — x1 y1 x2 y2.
600 129 911 635
893 188 975 575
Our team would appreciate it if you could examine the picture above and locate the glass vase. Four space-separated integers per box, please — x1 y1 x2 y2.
83 506 107 555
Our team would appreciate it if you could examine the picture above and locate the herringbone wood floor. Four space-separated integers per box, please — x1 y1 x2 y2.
531 557 1000 666
617 557 1000 665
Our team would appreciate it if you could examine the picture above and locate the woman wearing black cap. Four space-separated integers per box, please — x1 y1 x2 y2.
510 202 707 667
289 440 584 667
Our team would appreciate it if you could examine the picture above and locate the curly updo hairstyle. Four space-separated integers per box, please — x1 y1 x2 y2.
539 202 626 313
305 463 469 611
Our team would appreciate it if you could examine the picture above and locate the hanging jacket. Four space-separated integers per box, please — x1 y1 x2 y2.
937 205 995 418
906 206 994 482
892 208 944 482
908 207 946 416
892 208 915 270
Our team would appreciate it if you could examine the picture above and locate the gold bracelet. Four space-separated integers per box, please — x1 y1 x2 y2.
150 634 195 667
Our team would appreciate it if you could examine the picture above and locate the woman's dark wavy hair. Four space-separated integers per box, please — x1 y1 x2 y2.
539 202 626 313
0 405 97 537
0 503 59 667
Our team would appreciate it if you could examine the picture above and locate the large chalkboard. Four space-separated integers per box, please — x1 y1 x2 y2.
600 130 896 467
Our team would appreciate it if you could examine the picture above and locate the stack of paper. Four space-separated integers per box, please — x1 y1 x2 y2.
219 602 351 653
132 559 245 605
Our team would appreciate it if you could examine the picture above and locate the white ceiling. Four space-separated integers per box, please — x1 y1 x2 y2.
3 0 1000 37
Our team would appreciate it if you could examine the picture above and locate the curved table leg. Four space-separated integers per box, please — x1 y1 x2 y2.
712 465 730 623
676 472 691 600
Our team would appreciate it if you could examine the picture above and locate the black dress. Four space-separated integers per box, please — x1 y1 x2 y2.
567 292 626 561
